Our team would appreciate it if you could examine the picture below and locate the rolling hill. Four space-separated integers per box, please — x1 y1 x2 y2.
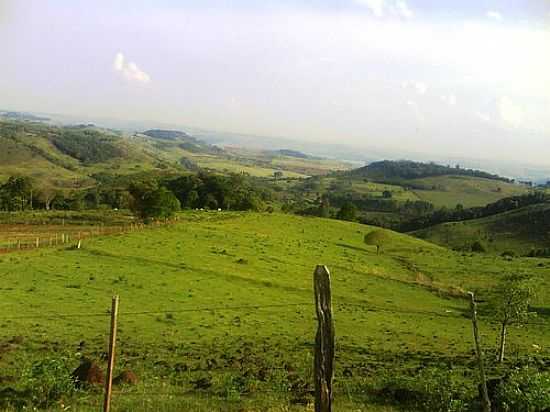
0 120 352 193
0 212 548 410
413 202 550 254
345 160 529 208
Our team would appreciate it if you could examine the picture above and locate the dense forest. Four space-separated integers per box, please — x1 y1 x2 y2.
349 160 514 183
50 129 125 163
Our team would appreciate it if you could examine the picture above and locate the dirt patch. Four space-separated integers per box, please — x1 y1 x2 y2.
114 370 138 386
72 359 104 387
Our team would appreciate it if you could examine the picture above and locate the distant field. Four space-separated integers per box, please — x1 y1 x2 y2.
0 212 548 410
413 203 550 254
192 155 307 178
409 175 529 208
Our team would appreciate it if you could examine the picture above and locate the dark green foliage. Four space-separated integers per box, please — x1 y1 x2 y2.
401 192 549 232
21 357 76 408
50 129 124 163
0 175 34 211
180 157 200 171
527 248 550 258
328 193 433 217
471 240 487 253
129 182 181 219
376 367 471 412
165 172 267 211
495 368 550 411
336 201 357 221
350 160 513 183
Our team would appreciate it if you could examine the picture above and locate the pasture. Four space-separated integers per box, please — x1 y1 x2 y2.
0 212 548 410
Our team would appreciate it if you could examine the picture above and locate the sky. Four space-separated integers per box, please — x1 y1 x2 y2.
1 0 549 164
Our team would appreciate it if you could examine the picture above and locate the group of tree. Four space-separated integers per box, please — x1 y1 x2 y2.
348 160 514 183
164 172 270 212
399 192 549 232
50 129 125 164
0 170 272 219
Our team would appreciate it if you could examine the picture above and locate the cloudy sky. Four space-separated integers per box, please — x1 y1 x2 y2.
1 0 549 163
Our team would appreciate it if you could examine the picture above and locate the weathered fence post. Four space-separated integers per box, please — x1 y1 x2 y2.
103 295 119 412
468 292 491 412
313 265 334 412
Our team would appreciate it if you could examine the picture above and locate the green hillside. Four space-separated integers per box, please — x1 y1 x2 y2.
343 160 529 209
0 121 179 190
407 175 528 208
413 202 550 254
0 212 548 410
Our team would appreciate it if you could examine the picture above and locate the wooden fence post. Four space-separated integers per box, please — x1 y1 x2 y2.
103 295 119 412
468 292 491 412
313 265 335 412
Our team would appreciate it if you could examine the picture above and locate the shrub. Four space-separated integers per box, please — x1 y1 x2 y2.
471 240 487 253
377 367 471 412
21 357 76 408
495 367 550 412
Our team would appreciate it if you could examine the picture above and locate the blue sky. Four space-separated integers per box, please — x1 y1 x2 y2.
1 0 549 164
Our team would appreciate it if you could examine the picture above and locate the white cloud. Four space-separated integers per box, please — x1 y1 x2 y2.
414 81 427 95
113 52 124 71
498 96 523 127
113 52 151 84
402 81 427 95
395 1 413 19
354 0 413 19
486 11 503 21
476 112 491 122
354 0 384 17
441 94 456 105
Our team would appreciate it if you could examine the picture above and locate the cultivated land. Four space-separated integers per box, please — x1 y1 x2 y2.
0 212 549 410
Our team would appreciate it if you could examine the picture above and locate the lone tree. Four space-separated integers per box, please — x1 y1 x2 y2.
487 274 536 363
364 230 390 255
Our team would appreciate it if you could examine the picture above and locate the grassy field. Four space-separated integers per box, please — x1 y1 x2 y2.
413 203 550 254
409 176 529 208
0 212 548 410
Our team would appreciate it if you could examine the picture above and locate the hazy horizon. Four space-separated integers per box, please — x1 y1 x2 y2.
1 0 549 165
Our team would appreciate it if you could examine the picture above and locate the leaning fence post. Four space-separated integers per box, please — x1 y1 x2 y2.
468 292 491 412
313 265 334 412
103 295 119 412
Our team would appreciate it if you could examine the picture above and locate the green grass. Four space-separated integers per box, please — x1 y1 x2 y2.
413 203 550 254
409 175 529 208
0 212 548 410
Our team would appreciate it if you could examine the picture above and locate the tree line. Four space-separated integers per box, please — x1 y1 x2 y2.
398 192 548 232
348 160 514 183
0 172 271 219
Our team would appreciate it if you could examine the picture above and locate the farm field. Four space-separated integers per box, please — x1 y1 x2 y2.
408 176 529 208
0 212 548 410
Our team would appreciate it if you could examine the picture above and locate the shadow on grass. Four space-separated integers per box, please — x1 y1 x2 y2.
336 243 373 254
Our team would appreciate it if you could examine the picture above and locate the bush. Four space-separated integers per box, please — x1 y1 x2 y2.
21 357 76 408
377 368 471 412
495 367 550 412
471 240 487 253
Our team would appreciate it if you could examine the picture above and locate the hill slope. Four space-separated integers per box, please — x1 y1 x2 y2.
414 202 550 254
0 212 548 409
